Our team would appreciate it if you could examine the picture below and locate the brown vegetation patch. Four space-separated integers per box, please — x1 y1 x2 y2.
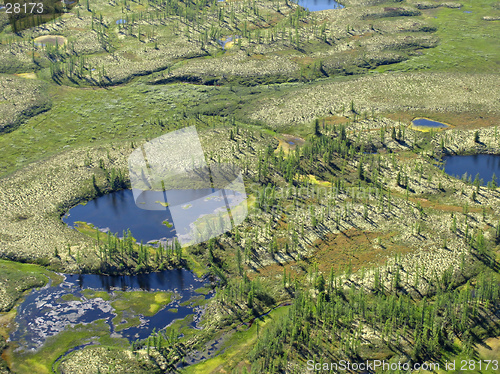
248 54 266 60
274 134 305 154
291 56 315 67
410 196 484 214
1 350 12 371
349 32 374 41
33 35 67 47
122 51 142 62
312 229 411 274
323 115 350 125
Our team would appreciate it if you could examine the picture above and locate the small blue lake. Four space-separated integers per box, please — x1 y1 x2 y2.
412 118 449 129
441 154 500 186
116 19 127 24
218 35 240 49
218 0 343 11
296 0 344 11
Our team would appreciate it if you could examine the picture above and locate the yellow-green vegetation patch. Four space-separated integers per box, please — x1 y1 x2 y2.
184 255 207 279
82 289 111 301
14 72 37 79
110 291 173 331
168 308 178 313
179 295 206 308
0 259 61 312
477 336 500 362
183 306 290 374
162 219 173 228
377 0 500 73
306 174 331 187
58 294 81 303
194 286 212 295
111 291 173 316
155 201 169 207
113 316 141 332
0 309 17 341
165 314 199 341
10 319 110 374
73 221 97 236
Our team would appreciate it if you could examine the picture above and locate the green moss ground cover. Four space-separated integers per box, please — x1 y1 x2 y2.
0 259 62 312
376 0 500 73
111 291 174 331
182 306 290 374
10 319 110 374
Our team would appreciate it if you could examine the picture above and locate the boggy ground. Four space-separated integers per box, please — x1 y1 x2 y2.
0 0 500 372
0 0 448 86
1 113 500 372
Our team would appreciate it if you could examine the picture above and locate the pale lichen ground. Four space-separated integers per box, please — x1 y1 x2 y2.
248 72 500 127
0 75 50 133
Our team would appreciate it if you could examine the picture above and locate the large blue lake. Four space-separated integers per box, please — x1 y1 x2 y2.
63 188 245 245
442 154 500 186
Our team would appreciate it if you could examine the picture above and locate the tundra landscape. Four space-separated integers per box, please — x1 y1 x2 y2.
0 0 500 372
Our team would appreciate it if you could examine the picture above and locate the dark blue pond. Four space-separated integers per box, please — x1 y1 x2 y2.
63 188 245 246
63 189 177 244
116 18 127 24
296 0 344 11
412 118 449 129
442 154 500 186
10 269 213 352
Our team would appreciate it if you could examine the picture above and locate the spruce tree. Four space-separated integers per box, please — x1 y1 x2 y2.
314 119 320 136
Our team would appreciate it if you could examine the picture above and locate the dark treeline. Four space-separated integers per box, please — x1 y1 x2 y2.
94 228 183 272
249 269 500 373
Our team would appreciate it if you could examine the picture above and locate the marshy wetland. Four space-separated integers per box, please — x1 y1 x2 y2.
1 0 500 371
10 269 213 353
